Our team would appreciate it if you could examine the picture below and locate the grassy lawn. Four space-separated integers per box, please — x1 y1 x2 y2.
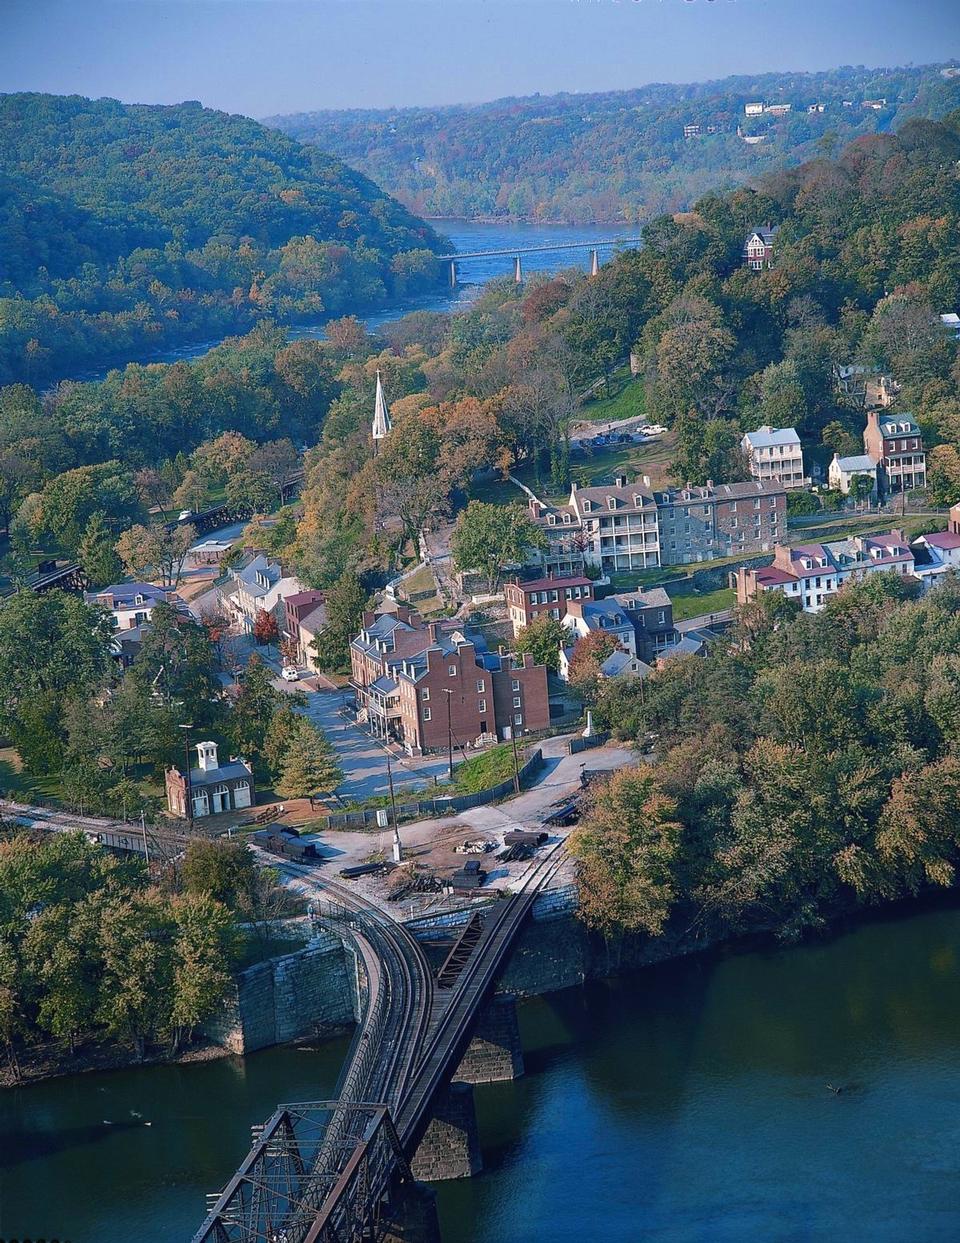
791 514 932 544
466 473 527 507
577 370 646 424
667 583 736 622
445 742 525 795
0 749 65 802
512 431 676 505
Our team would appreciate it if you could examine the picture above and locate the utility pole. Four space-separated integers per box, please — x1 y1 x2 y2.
444 688 454 782
179 723 194 827
139 809 150 866
509 725 521 794
386 753 401 864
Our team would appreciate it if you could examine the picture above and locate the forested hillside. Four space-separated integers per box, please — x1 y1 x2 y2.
0 94 446 385
269 64 960 225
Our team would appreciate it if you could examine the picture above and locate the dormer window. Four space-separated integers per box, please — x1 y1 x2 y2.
134 594 144 606
607 498 616 510
582 499 592 512
563 513 571 524
547 514 556 525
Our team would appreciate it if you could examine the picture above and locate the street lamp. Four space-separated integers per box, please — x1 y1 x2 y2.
178 722 194 826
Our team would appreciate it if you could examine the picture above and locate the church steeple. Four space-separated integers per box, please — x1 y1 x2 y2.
372 370 392 446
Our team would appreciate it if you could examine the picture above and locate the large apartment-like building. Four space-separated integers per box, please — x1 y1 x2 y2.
733 530 915 613
350 605 550 755
528 474 786 573
863 410 926 495
221 553 306 634
654 479 786 565
742 425 805 489
504 575 594 636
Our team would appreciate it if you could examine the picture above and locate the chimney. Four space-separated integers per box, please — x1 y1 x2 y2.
642 474 651 487
529 498 542 519
427 621 440 642
615 473 628 488
706 478 714 489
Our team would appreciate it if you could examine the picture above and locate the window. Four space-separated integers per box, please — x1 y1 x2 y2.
512 679 520 691
513 696 522 708
476 679 485 693
478 699 486 713
421 688 430 701
448 664 457 676
423 707 432 721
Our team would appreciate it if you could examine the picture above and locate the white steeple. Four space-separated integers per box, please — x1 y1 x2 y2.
372 370 392 443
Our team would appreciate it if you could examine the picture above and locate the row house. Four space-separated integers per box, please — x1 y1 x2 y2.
741 425 805 489
282 590 326 666
732 530 915 613
863 410 926 495
559 588 678 678
571 476 662 575
655 479 786 565
350 606 549 754
220 553 306 634
828 453 878 497
504 574 594 636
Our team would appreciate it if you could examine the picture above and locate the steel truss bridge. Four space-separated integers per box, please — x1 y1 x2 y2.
193 852 566 1243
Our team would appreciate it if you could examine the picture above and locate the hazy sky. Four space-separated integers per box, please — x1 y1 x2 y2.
2 0 958 118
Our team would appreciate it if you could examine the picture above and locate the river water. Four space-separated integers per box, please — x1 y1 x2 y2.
72 219 632 383
3 902 959 1242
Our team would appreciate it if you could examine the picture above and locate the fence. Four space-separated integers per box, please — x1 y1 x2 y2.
567 732 610 755
317 748 544 831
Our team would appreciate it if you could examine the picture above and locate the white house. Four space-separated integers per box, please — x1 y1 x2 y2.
742 425 804 488
744 102 765 116
828 453 878 497
940 312 960 339
84 582 185 631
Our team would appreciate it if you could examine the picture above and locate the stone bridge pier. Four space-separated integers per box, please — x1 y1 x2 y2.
410 994 524 1183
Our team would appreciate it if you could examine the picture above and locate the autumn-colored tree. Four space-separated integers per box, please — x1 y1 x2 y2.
252 608 279 647
569 767 683 938
567 629 621 704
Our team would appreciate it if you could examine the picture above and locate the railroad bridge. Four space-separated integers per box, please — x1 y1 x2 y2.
193 849 567 1243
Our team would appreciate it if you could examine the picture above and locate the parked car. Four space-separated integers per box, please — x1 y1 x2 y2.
281 666 301 682
178 508 194 521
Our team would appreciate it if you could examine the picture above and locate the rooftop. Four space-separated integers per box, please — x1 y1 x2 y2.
835 454 876 473
513 575 592 594
743 425 800 450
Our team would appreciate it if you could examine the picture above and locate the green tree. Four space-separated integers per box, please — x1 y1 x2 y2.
78 512 123 588
96 892 175 1060
515 615 568 674
169 892 238 1051
451 501 546 591
229 654 288 759
569 767 683 938
311 570 367 673
181 839 257 907
0 590 112 772
275 720 343 800
115 522 197 588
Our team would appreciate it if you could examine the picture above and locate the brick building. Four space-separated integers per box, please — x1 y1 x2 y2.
282 590 326 665
504 574 594 636
350 606 549 755
863 410 926 495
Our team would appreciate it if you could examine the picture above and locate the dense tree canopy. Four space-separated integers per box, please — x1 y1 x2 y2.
0 93 447 384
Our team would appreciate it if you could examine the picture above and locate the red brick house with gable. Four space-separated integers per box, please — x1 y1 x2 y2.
350 606 549 755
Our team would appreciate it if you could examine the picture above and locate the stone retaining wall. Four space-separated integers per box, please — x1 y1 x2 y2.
204 930 359 1054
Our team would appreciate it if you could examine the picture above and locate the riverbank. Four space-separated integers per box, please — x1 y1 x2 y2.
0 1032 230 1090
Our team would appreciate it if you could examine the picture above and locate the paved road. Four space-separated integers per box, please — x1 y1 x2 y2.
296 684 452 800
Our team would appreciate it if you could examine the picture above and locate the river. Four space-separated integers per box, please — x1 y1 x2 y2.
3 902 959 1242
70 219 632 384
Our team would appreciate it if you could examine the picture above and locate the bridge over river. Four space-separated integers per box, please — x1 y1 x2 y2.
438 235 643 285
193 845 568 1243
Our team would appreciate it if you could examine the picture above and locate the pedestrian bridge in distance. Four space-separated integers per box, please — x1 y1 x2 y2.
436 236 643 284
